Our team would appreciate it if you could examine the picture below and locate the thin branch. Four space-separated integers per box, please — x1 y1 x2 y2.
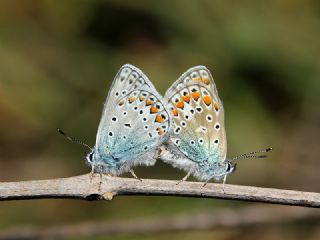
0 205 318 240
0 174 319 207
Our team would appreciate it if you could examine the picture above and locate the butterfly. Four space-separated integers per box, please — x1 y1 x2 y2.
62 64 171 179
160 66 271 185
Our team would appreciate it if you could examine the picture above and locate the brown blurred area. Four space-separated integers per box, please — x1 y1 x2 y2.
0 0 319 239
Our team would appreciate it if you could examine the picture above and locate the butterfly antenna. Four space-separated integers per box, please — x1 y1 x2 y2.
230 147 272 162
57 128 92 151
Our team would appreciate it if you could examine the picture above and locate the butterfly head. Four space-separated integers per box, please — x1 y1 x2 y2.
225 160 237 175
198 147 272 182
194 159 236 182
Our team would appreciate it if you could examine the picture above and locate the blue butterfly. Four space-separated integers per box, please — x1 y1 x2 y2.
83 64 171 178
160 66 271 185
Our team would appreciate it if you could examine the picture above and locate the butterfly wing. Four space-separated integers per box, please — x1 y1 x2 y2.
93 64 171 175
163 66 226 167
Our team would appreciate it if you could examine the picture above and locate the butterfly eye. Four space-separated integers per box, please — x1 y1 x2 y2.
226 162 233 172
86 151 94 163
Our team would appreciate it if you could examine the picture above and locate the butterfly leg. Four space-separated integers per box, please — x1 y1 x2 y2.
221 175 227 194
90 164 95 183
129 169 142 182
176 169 192 185
88 164 103 191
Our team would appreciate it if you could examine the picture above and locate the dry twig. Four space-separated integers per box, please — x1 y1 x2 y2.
0 174 319 207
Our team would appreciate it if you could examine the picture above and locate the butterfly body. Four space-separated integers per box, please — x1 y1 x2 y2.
161 144 232 182
160 66 235 182
86 64 171 176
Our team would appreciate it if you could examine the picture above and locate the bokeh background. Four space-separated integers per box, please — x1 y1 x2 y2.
0 0 319 239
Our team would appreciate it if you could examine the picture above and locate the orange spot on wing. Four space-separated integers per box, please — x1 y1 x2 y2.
156 127 164 136
155 115 164 123
193 77 201 83
128 96 136 103
214 101 219 111
203 77 210 85
183 95 190 103
146 99 154 106
172 108 179 117
139 96 145 101
176 101 184 109
203 95 212 106
150 106 159 114
191 92 200 101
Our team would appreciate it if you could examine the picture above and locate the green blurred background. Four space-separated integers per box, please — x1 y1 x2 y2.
0 0 319 239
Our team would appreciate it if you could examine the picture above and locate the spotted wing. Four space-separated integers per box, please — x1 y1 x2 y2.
95 64 171 166
164 66 226 163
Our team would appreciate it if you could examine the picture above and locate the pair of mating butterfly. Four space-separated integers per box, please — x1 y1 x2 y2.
60 64 271 185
